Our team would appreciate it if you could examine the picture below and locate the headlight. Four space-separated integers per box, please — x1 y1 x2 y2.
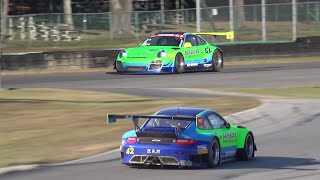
119 51 127 58
157 50 166 57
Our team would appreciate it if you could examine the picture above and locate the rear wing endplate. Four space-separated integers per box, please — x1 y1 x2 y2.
192 31 234 40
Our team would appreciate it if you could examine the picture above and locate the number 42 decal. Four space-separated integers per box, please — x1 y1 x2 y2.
126 147 134 154
205 47 212 54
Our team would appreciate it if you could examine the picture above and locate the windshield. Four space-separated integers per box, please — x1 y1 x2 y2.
141 35 183 46
144 118 192 129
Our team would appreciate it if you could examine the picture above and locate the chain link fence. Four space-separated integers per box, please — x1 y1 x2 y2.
0 2 319 53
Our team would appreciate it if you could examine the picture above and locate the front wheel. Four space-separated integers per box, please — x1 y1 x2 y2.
174 54 185 73
237 133 255 161
212 50 223 72
208 137 221 168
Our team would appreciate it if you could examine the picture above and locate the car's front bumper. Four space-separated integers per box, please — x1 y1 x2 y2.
115 60 174 73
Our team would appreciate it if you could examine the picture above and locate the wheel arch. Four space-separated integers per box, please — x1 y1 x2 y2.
236 128 252 149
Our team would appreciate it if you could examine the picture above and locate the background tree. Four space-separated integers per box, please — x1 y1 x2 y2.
234 0 246 29
109 0 133 37
63 0 74 28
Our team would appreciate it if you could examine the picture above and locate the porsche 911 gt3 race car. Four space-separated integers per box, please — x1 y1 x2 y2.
107 107 256 168
114 31 234 73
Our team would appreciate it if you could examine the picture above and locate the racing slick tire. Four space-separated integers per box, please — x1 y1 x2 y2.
174 53 185 73
237 133 255 161
208 137 221 168
212 50 223 72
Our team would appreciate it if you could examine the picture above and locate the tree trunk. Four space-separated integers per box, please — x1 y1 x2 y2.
63 0 74 29
234 0 245 29
0 0 9 37
109 0 133 37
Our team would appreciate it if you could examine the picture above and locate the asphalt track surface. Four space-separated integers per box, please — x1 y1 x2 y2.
1 61 320 180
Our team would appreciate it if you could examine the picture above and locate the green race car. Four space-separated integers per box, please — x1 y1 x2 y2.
115 31 234 73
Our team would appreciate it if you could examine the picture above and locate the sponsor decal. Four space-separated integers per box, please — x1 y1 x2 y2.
204 64 212 67
205 47 212 54
186 63 199 67
168 53 175 57
224 149 237 156
151 34 183 38
126 147 134 154
180 160 193 166
185 49 200 55
223 132 237 139
151 139 161 142
147 149 161 154
197 145 208 154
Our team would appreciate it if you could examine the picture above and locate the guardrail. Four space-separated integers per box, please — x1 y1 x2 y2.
1 36 320 71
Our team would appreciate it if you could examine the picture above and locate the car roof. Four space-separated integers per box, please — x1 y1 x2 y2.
155 107 207 117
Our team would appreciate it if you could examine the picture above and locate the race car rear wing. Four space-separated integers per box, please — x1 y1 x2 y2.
192 31 234 40
107 114 203 136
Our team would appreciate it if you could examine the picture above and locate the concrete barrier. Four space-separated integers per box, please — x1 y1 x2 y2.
1 36 320 71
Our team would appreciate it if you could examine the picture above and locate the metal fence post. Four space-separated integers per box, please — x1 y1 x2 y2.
262 0 266 41
292 0 297 41
0 29 2 89
135 12 139 40
109 13 113 40
83 14 87 42
196 0 201 32
160 0 165 24
229 0 234 42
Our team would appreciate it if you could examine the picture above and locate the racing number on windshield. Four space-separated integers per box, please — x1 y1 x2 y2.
126 147 134 154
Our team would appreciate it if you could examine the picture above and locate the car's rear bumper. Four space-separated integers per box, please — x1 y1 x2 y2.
121 143 209 168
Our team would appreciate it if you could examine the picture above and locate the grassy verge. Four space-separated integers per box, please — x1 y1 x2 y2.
206 86 320 99
2 56 320 76
0 88 260 168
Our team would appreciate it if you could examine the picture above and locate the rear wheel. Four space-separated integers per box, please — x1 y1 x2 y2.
208 137 221 168
174 54 185 73
212 50 223 72
237 133 255 161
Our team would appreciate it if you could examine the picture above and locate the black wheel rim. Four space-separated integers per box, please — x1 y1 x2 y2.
246 135 254 157
176 56 184 72
212 141 220 165
213 51 222 69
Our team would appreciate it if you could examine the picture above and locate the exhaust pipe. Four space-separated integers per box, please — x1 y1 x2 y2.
151 157 157 165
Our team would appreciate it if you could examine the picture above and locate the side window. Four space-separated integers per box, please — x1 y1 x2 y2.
197 37 207 46
207 113 226 129
185 35 198 46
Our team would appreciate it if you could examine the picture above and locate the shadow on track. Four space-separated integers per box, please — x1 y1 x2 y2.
124 156 320 171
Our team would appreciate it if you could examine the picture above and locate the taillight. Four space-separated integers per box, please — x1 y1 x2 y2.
126 137 138 144
175 138 197 145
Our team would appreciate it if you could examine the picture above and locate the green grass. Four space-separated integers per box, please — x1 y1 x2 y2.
206 86 320 98
0 88 260 168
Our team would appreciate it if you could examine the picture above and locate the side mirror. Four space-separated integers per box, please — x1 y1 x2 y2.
225 122 231 129
184 42 192 48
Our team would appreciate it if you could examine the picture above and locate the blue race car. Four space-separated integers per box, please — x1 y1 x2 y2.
107 107 256 168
